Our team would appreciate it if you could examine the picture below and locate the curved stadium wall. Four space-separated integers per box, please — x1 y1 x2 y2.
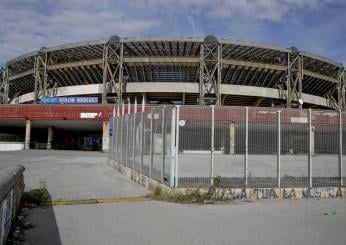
0 36 344 109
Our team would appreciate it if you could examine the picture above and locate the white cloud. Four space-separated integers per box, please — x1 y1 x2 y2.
0 0 160 65
121 0 344 21
0 0 345 65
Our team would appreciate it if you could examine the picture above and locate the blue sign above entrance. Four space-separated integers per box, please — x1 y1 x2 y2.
40 97 98 104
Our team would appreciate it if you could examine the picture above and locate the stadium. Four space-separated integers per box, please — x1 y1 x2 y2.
0 35 345 108
0 35 345 153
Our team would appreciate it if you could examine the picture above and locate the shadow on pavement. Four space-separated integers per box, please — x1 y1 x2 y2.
21 206 62 245
19 187 62 245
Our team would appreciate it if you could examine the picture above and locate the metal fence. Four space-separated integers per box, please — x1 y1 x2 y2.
109 105 345 188
0 165 24 245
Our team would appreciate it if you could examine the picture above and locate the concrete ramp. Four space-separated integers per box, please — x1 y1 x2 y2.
0 150 149 201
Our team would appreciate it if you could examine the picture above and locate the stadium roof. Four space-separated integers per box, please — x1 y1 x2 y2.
1 37 344 107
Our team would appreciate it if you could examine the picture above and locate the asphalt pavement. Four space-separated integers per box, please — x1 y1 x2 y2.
1 150 345 245
0 150 149 200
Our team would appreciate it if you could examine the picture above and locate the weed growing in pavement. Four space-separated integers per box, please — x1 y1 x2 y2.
21 179 51 207
148 176 232 204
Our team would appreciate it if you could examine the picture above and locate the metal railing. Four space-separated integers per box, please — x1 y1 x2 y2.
0 135 24 142
110 105 346 188
0 165 25 245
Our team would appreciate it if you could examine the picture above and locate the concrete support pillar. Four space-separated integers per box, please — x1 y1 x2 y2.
338 69 345 110
47 126 54 150
229 123 235 154
102 121 110 152
102 37 123 104
25 120 31 150
199 36 222 105
286 51 303 108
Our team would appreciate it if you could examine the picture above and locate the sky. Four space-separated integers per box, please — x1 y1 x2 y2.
0 0 346 67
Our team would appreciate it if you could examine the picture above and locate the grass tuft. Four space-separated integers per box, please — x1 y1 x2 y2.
21 179 51 207
148 176 232 204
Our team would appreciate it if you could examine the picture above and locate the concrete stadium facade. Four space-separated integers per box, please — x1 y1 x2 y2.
0 35 345 109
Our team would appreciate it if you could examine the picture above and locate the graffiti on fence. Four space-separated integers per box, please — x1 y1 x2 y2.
130 170 147 188
301 187 343 199
231 187 343 200
282 189 296 199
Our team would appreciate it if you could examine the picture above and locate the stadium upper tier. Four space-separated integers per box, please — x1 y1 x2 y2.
0 36 344 108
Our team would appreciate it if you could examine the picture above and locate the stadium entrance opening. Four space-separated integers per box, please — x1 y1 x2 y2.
0 120 103 152
29 128 102 151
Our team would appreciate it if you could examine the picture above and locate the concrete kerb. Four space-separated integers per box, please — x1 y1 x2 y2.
108 160 172 193
108 160 345 201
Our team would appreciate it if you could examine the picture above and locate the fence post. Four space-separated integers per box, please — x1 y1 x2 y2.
210 105 215 186
120 115 124 164
127 101 131 167
121 103 125 164
244 107 249 187
125 115 129 167
111 117 114 159
132 112 136 170
115 104 120 161
113 117 116 160
150 108 154 178
133 100 137 170
114 115 118 160
111 106 116 160
308 109 313 188
112 116 115 160
140 111 145 176
277 110 281 188
108 119 111 159
174 106 180 188
170 107 176 187
339 110 343 186
161 106 166 183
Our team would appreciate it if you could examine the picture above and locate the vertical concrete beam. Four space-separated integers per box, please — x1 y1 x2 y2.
102 44 108 104
299 56 303 109
34 51 48 104
286 50 303 108
229 123 235 155
199 36 222 105
102 121 110 152
0 67 9 104
3 67 9 104
25 120 31 150
338 68 345 110
102 36 124 104
47 126 54 150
